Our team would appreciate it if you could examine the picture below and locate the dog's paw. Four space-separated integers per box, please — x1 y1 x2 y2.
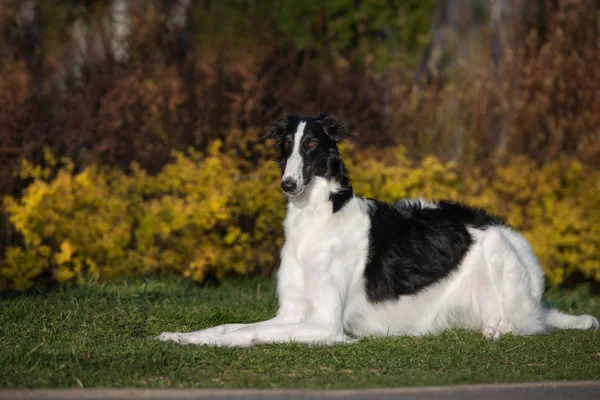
176 333 216 345
334 336 362 345
158 331 222 346
579 315 599 330
482 327 502 341
157 332 182 342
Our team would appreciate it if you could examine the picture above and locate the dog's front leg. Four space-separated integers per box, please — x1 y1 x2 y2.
173 320 350 347
158 253 309 344
158 291 350 347
169 273 350 347
157 316 294 344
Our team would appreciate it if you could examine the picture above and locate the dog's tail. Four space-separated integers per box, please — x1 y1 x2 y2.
544 308 599 330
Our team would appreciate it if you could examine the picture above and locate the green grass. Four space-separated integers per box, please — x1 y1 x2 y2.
1 278 599 389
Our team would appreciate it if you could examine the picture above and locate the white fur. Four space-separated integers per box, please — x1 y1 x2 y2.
282 121 306 192
159 179 598 347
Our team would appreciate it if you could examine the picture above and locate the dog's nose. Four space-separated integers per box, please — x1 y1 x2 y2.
281 179 297 193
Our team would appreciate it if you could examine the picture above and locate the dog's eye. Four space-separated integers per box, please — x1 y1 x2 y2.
307 140 317 149
283 139 292 149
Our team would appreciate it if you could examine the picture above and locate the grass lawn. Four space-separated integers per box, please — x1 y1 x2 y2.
1 278 599 389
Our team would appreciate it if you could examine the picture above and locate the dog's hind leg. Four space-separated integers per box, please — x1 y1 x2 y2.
480 227 547 339
501 230 598 331
544 308 598 330
481 227 598 335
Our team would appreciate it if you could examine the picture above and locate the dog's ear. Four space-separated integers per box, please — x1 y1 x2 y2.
260 114 288 143
319 115 355 143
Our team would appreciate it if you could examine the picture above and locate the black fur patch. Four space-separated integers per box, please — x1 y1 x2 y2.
330 186 353 213
325 146 353 213
364 199 505 303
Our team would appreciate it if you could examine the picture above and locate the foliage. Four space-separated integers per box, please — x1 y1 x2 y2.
3 133 600 291
274 0 435 66
396 0 600 167
1 0 599 290
2 1 598 193
2 135 284 290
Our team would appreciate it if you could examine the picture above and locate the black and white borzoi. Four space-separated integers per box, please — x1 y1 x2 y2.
159 113 598 346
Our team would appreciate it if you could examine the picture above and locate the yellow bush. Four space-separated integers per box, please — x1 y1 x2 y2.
2 136 285 290
4 157 134 288
2 134 600 290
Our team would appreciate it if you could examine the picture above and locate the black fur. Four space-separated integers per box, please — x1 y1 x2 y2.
364 199 505 303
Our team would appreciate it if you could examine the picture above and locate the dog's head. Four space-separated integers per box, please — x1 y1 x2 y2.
261 113 354 198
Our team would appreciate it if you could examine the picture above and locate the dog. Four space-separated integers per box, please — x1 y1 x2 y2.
159 113 598 347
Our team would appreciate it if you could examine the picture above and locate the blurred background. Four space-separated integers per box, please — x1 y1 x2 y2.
1 0 599 291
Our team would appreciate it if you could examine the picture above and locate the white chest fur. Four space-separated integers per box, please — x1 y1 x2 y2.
276 177 371 326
